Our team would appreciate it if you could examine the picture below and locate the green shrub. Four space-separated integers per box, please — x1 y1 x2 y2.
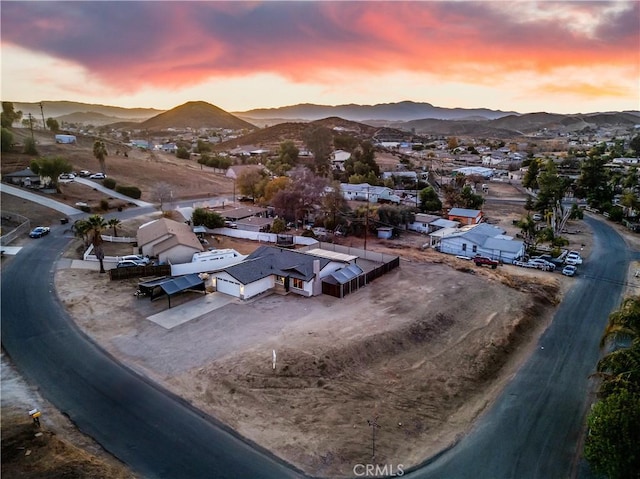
99 199 109 211
103 177 116 189
1 128 13 152
79 205 91 213
23 137 38 155
176 147 190 159
115 185 141 199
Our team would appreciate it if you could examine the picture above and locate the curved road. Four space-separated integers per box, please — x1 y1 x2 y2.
1 212 633 478
1 229 303 479
407 215 633 478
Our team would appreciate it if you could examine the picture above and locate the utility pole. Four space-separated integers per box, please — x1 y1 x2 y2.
367 416 380 458
39 102 46 130
364 186 369 250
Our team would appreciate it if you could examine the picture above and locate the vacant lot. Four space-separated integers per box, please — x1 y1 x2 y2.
4 136 603 477
53 196 575 477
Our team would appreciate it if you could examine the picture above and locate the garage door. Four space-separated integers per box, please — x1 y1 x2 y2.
215 276 241 297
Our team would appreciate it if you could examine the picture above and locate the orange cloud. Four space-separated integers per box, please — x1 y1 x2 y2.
1 1 637 98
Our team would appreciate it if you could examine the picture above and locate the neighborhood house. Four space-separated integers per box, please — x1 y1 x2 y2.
213 245 350 300
447 207 484 225
137 218 204 264
433 223 525 264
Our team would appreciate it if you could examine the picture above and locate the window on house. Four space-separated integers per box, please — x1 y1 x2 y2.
472 245 477 253
292 278 304 289
275 275 285 285
462 244 467 251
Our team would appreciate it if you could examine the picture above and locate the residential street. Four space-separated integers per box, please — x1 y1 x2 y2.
0 206 633 478
407 215 631 479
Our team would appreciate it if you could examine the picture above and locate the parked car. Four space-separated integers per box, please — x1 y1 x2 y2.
89 173 106 179
531 254 564 267
58 173 75 180
29 226 50 238
474 255 499 269
119 255 150 265
528 258 556 271
116 259 145 268
564 251 583 265
532 213 543 221
562 265 577 276
78 170 91 177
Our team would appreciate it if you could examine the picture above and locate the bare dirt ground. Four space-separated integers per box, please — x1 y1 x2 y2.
4 140 636 478
49 182 594 477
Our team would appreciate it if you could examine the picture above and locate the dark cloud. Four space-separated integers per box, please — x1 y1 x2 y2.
1 1 636 92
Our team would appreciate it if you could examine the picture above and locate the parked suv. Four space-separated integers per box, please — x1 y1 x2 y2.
528 258 556 271
120 255 150 265
474 255 499 269
116 259 145 268
564 251 583 265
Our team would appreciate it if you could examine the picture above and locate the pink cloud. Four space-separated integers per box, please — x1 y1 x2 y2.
1 1 637 95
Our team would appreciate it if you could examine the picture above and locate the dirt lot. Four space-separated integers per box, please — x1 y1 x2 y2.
5 135 635 478
48 182 587 477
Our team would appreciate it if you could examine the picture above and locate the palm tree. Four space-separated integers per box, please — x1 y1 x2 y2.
72 219 90 246
107 218 121 237
600 297 640 350
86 214 108 273
93 139 108 174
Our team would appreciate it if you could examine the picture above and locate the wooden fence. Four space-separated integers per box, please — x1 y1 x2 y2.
109 264 171 281
322 255 400 299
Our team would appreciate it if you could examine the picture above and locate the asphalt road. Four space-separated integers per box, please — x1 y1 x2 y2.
1 229 303 479
406 215 633 479
1 213 633 479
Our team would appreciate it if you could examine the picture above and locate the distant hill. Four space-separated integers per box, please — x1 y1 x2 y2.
138 101 256 131
9 101 162 122
235 100 517 122
213 117 397 151
394 111 640 137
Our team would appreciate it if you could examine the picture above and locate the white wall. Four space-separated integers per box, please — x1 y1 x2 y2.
170 255 246 276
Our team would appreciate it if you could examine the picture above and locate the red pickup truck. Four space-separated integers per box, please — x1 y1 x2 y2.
474 255 499 269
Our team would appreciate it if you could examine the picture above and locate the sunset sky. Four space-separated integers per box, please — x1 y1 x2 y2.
1 1 638 114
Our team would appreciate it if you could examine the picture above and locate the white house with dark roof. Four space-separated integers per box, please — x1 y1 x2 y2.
213 245 348 300
435 223 525 263
340 183 401 204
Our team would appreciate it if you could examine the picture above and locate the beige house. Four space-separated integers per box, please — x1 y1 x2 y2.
137 218 204 265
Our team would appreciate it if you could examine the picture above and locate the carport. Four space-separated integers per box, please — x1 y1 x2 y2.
139 274 205 308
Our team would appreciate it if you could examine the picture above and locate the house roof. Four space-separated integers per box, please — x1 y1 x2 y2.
223 206 267 220
153 233 204 256
137 218 203 253
443 223 504 243
483 237 524 253
223 245 331 285
4 167 40 178
340 183 393 195
439 223 522 253
431 218 459 229
235 216 272 228
414 213 440 224
448 207 482 218
160 274 205 296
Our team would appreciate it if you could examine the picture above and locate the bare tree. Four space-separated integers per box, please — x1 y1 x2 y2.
152 182 173 211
